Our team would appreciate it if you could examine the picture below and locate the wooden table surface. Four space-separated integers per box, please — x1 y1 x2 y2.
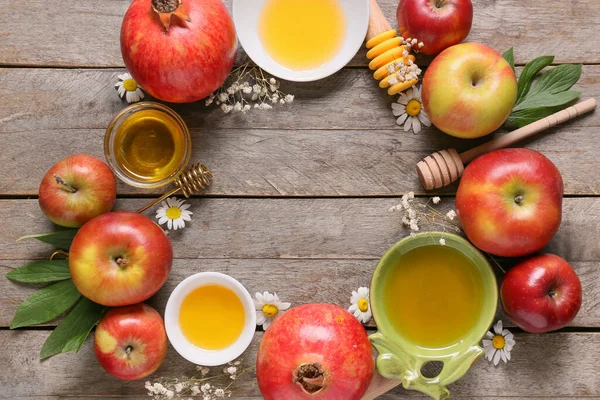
1 0 599 398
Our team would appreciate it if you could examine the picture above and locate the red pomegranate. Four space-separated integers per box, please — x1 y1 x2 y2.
257 304 374 400
120 0 237 103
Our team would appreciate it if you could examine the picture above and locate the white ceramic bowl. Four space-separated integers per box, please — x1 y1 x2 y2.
165 272 256 366
232 0 370 82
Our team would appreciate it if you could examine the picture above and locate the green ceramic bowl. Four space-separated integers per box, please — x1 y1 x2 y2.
369 232 497 400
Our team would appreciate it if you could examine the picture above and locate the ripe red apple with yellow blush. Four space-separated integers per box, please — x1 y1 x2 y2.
69 211 173 307
396 0 473 55
38 154 116 228
456 148 563 257
422 42 517 139
95 304 167 380
501 254 582 333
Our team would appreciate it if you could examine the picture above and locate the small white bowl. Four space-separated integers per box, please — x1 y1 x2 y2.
165 272 256 366
232 0 370 82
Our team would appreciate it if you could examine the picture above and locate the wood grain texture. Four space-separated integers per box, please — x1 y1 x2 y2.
1 0 599 67
2 198 599 261
2 257 599 328
0 67 598 196
1 330 600 398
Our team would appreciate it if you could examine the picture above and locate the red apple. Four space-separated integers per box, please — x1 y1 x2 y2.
422 42 517 138
69 211 173 307
120 0 237 103
501 254 582 333
396 0 473 56
95 304 168 380
38 154 116 228
456 148 563 257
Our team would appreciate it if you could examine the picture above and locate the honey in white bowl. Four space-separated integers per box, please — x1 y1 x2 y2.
179 284 246 350
259 0 346 70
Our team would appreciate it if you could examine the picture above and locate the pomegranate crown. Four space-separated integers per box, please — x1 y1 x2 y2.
151 0 191 31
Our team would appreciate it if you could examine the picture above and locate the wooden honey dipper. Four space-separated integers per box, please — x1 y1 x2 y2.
417 98 597 191
365 0 419 95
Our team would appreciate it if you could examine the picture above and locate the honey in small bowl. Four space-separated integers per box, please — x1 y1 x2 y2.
105 102 191 188
259 0 346 70
179 284 246 350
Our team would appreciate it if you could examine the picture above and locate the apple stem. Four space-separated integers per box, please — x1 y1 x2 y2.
125 345 133 356
514 195 524 204
53 174 77 194
548 288 557 298
434 0 447 8
116 257 129 267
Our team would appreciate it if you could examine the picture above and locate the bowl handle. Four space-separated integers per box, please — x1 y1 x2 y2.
369 332 483 400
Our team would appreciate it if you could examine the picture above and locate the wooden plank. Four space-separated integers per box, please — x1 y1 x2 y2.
1 330 599 398
2 258 599 329
1 198 598 261
1 67 598 133
1 0 599 67
0 68 598 197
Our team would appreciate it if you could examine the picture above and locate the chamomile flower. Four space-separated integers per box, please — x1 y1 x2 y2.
155 197 192 230
115 72 144 103
483 320 515 365
254 291 291 330
391 85 431 133
348 287 372 324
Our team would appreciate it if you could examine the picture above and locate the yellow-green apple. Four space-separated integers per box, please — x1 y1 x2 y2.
69 211 172 306
456 148 563 257
94 304 167 380
397 0 473 56
38 154 116 228
501 254 582 333
422 42 517 138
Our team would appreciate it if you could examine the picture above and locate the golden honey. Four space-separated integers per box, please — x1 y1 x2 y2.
259 0 346 70
382 245 483 349
112 109 187 183
179 284 245 350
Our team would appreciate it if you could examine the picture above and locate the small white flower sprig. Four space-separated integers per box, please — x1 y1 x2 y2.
205 60 294 113
385 37 424 87
115 72 145 103
254 291 291 330
348 287 372 324
483 320 516 366
389 192 460 245
155 197 192 231
145 362 253 399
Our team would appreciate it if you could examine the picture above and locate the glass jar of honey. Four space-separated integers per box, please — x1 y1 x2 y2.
104 102 192 188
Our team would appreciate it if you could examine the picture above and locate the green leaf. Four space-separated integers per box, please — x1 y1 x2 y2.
512 90 580 112
516 55 554 105
40 298 107 360
505 104 572 128
10 279 81 328
528 64 582 96
502 48 515 73
6 260 71 283
17 229 78 250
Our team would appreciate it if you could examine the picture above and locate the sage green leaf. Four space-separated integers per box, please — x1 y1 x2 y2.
502 48 515 73
505 104 572 128
513 90 580 112
10 279 81 328
528 64 582 96
516 55 554 104
17 229 78 250
6 260 70 283
40 298 107 360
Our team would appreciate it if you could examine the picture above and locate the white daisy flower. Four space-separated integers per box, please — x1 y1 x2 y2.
254 291 291 330
115 72 144 103
391 85 431 133
348 287 372 324
155 197 192 230
483 320 516 366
